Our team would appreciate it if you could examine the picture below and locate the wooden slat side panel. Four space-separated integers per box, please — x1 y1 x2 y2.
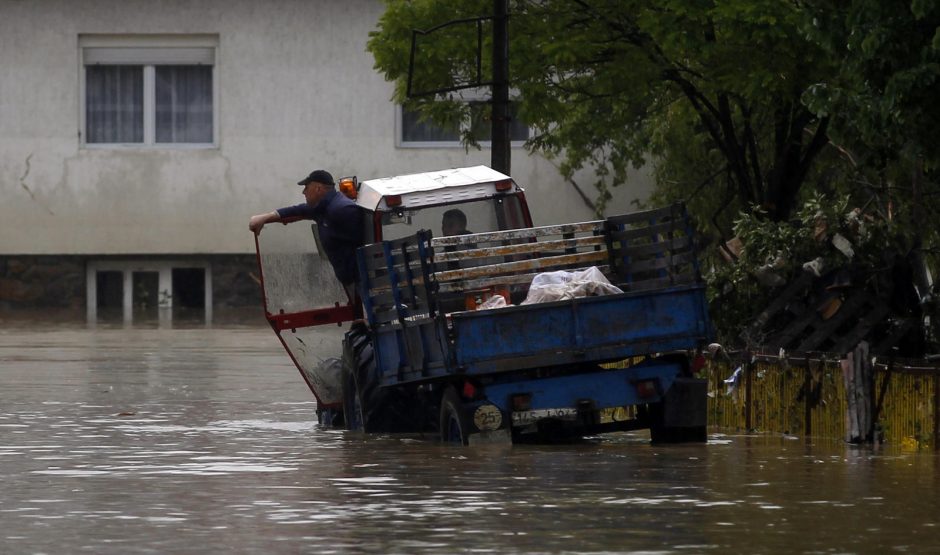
619 251 696 275
613 234 692 259
619 273 698 293
606 203 701 290
434 250 608 284
607 220 680 243
430 220 604 247
430 217 612 299
434 235 607 263
606 204 679 224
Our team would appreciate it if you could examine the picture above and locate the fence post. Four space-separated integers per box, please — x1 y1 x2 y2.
872 355 895 444
842 350 857 442
744 352 752 431
804 360 813 438
857 342 872 442
934 372 939 450
842 341 872 443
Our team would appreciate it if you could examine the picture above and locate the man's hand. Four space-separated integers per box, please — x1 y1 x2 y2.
249 211 279 234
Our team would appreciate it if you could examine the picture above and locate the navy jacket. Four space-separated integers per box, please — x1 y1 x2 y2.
276 190 364 285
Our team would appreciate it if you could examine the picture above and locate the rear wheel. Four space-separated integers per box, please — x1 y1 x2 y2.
341 322 417 433
439 387 469 445
341 356 365 432
341 322 380 432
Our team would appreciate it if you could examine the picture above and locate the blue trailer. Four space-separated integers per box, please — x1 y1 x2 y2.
254 167 712 444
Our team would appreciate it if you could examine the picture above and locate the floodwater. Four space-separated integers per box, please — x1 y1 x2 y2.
2 318 939 554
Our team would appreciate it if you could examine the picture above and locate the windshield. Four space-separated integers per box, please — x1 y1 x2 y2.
380 194 528 241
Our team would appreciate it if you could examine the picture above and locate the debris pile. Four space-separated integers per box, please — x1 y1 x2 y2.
711 195 930 356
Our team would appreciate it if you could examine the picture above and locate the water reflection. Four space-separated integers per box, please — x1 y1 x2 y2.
1 323 938 554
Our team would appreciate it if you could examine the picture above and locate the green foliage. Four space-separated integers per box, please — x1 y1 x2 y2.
707 192 907 346
802 0 940 171
369 0 835 222
800 2 940 342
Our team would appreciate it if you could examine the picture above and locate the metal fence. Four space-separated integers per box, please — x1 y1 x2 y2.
704 353 939 450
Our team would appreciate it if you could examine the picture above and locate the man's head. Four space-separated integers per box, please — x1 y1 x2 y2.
442 208 468 236
297 169 335 206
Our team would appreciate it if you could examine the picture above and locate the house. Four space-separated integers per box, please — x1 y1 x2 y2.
0 0 651 324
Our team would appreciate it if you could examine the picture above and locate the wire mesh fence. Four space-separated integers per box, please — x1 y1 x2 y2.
703 351 938 450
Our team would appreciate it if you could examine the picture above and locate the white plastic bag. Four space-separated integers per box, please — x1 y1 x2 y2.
478 295 508 310
521 266 623 305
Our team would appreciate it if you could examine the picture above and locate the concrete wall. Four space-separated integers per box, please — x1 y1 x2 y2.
0 0 653 257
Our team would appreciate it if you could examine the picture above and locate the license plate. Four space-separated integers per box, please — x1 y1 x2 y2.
511 407 578 427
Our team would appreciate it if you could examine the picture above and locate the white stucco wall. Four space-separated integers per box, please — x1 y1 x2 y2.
0 0 653 256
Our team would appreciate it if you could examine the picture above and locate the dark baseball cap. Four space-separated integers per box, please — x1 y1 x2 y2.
297 169 335 186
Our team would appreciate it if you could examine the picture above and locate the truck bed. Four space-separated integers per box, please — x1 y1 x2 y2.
355 204 711 387
450 283 710 374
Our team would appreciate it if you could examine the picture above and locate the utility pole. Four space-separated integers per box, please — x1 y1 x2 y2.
491 0 510 175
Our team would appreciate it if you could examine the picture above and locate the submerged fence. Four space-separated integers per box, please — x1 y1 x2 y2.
702 348 939 449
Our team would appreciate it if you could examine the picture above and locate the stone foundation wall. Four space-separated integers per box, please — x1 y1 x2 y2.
0 256 86 310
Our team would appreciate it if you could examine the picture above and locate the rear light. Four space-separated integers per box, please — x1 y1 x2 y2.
494 179 512 191
511 393 532 411
385 195 402 207
339 176 358 199
691 354 706 375
634 379 659 399
461 381 477 399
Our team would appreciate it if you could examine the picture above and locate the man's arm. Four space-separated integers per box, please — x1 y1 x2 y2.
248 211 281 234
250 204 316 234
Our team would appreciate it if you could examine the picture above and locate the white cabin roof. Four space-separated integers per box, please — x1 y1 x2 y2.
355 165 518 211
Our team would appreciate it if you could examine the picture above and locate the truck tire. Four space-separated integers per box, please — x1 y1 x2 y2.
341 322 415 433
439 387 469 445
341 357 365 432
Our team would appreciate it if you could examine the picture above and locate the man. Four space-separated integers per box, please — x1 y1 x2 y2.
249 169 364 301
441 208 476 271
441 208 471 236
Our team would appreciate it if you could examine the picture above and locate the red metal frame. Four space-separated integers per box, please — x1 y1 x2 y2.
267 304 356 331
253 233 351 407
516 190 534 228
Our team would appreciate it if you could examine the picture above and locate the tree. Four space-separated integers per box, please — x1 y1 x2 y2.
368 0 833 228
802 0 940 348
803 0 940 253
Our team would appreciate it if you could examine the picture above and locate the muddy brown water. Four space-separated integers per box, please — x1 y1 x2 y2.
1 318 938 554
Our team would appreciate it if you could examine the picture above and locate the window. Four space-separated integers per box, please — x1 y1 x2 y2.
81 36 217 147
399 102 529 147
401 107 461 143
86 260 213 324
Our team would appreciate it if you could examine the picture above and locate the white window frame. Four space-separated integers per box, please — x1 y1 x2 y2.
79 34 219 149
396 101 531 149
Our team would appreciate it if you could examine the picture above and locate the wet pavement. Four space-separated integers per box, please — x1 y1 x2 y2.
1 320 938 554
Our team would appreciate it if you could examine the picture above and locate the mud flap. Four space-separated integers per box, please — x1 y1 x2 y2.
651 377 708 443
